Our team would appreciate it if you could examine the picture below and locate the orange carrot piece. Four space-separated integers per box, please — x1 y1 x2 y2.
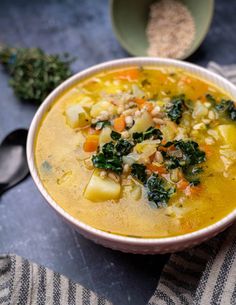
116 68 139 80
83 135 99 152
201 144 212 157
113 115 126 132
88 127 100 135
158 144 175 152
177 179 189 191
185 185 202 197
135 98 146 106
140 101 154 113
181 76 192 84
147 164 167 174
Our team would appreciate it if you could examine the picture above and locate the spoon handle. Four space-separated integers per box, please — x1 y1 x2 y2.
0 183 8 196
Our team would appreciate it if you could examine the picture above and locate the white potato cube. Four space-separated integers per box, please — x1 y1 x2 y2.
217 124 236 149
129 111 154 134
90 100 116 118
65 104 91 128
99 127 112 146
84 170 121 201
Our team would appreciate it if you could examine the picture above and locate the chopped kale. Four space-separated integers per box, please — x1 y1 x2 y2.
167 95 186 124
132 132 144 143
115 139 134 156
92 153 123 174
164 156 183 170
102 142 115 158
131 163 147 183
144 127 163 140
215 99 236 121
111 130 121 140
185 166 203 185
91 120 111 130
206 94 216 105
92 139 133 174
189 178 200 186
162 140 205 171
133 127 163 143
190 166 204 175
146 174 175 208
174 140 206 167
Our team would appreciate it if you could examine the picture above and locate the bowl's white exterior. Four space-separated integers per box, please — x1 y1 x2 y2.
27 58 236 254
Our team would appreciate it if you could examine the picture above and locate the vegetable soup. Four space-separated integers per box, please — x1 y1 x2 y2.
35 66 236 238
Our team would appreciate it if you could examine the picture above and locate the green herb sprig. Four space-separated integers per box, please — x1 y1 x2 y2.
0 47 73 104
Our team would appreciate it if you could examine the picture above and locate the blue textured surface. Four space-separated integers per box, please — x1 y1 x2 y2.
0 1 236 304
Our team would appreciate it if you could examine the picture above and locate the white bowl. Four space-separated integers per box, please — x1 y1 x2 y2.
27 58 236 254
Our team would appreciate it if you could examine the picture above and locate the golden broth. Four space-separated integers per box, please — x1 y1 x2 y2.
35 66 236 238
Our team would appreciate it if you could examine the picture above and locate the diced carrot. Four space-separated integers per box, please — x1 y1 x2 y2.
83 135 99 152
140 101 154 113
199 95 207 103
88 127 100 135
135 98 146 105
158 144 175 152
156 124 161 129
113 115 126 132
147 164 167 174
181 76 192 84
115 68 139 80
177 179 189 191
201 144 212 157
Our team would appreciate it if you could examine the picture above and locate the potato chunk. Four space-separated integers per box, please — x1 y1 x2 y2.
65 104 91 128
84 170 121 201
129 111 154 134
217 125 236 149
90 100 116 118
99 127 112 146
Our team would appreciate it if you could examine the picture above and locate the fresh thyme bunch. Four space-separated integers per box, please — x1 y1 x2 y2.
0 47 73 104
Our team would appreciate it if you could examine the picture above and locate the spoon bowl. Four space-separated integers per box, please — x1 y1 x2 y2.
0 129 29 195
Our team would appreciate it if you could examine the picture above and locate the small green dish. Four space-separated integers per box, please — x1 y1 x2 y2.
110 0 214 59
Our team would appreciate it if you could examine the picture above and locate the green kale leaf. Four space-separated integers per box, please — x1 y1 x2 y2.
146 174 175 208
111 130 121 140
215 99 236 121
133 127 163 143
91 120 111 130
115 139 134 156
131 163 147 183
167 95 186 124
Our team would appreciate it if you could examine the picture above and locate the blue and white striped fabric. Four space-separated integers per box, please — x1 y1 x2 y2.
0 254 112 305
1 63 236 305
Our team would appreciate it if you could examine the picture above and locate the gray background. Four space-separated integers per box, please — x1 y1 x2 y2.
0 1 235 304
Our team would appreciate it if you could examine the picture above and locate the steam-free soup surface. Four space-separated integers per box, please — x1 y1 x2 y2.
35 66 236 238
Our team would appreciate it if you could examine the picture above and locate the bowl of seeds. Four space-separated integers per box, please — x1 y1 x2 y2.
110 0 214 59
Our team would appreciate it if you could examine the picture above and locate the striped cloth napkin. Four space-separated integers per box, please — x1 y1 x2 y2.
1 63 236 305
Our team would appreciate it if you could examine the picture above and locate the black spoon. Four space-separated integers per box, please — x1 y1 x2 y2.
0 129 29 195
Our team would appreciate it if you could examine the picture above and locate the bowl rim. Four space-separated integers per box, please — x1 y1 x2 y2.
109 0 215 59
27 57 236 247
